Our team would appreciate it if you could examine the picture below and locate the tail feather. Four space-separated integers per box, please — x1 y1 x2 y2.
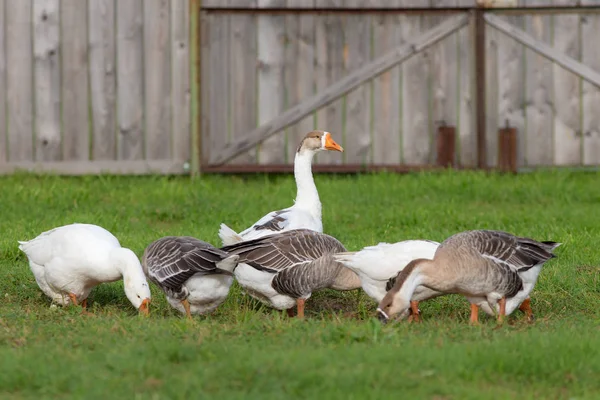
216 254 240 274
541 241 562 252
332 251 357 263
218 223 243 247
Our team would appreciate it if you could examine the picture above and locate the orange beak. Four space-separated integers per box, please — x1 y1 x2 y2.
138 298 150 316
324 134 344 152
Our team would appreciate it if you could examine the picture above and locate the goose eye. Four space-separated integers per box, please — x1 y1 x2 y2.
137 295 141 299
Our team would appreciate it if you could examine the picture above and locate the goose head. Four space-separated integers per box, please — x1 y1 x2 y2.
113 248 152 315
297 131 344 154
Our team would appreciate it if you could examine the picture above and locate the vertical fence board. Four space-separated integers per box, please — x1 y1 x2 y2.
524 5 553 166
89 0 116 160
582 10 600 164
33 0 61 162
431 0 458 165
402 7 430 165
284 0 315 162
315 2 344 165
485 23 498 167
144 0 171 160
171 0 191 163
372 5 401 164
61 0 89 161
257 0 286 164
0 0 6 162
458 24 476 166
230 0 257 164
207 14 229 163
495 16 525 167
552 0 581 165
200 11 211 164
344 10 371 164
116 0 144 160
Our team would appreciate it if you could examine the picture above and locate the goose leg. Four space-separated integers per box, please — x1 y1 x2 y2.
497 297 506 323
469 303 479 325
409 301 420 323
286 308 295 318
181 299 192 320
518 298 534 322
296 298 306 319
68 293 78 306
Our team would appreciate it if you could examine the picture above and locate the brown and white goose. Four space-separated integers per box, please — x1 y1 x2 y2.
142 236 239 318
218 131 343 246
377 230 560 324
221 229 361 318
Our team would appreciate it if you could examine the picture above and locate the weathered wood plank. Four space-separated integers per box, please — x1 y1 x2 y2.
484 13 600 88
552 0 581 165
430 0 458 165
582 9 600 164
6 1 34 162
493 15 525 167
0 0 6 162
485 20 499 168
116 0 144 160
344 8 371 164
212 13 468 165
61 0 89 161
0 160 187 175
200 11 211 164
33 0 61 162
315 0 344 165
402 5 430 165
284 0 315 162
524 3 553 166
89 0 116 160
207 13 230 163
144 0 171 160
171 0 191 163
372 3 401 164
229 0 257 164
257 0 287 164
458 24 476 167
202 0 474 6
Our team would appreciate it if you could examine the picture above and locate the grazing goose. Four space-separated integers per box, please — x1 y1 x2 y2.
218 131 343 246
376 230 560 324
142 236 239 318
18 223 151 314
221 229 361 318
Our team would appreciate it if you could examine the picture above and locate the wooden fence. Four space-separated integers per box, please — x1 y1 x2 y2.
1 1 600 175
0 0 191 175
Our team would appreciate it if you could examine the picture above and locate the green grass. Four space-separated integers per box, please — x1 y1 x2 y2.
1 170 599 399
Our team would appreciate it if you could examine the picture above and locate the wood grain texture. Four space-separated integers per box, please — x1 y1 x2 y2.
171 0 191 163
61 0 89 161
582 9 600 164
284 0 316 163
0 0 6 162
144 0 171 160
89 0 116 160
33 0 61 161
257 0 286 164
344 9 371 164
485 20 498 167
200 11 211 164
372 4 401 164
524 4 553 166
116 0 144 160
229 1 257 164
494 15 525 167
458 24 476 166
552 0 581 166
0 160 187 175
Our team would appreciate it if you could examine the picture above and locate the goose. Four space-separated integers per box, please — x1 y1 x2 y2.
221 229 361 318
142 236 239 318
18 223 151 314
376 230 560 324
218 131 343 246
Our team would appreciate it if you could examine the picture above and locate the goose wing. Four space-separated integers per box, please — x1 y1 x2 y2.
221 229 346 273
143 236 232 293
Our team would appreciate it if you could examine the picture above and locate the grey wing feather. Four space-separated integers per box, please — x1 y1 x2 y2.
271 254 342 298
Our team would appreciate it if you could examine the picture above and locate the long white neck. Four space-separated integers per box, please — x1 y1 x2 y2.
111 248 147 283
293 150 321 215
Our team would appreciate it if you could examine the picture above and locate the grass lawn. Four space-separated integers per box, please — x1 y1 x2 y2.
0 170 599 399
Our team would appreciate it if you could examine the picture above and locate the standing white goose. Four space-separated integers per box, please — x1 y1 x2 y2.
218 131 343 246
377 230 560 324
141 236 239 318
221 229 361 318
18 223 151 314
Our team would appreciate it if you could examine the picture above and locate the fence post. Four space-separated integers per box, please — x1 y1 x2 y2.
473 4 487 170
190 0 202 177
498 122 517 173
436 124 456 168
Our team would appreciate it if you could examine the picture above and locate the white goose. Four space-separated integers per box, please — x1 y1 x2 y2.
18 223 151 314
142 236 239 318
218 131 343 246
